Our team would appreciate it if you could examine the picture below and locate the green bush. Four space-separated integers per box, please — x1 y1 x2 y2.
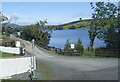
64 39 73 55
69 26 75 29
64 39 71 51
83 50 95 56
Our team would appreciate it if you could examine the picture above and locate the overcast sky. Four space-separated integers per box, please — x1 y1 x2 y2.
2 2 118 25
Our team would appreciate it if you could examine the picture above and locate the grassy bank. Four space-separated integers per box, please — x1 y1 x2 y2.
2 78 20 81
0 52 20 57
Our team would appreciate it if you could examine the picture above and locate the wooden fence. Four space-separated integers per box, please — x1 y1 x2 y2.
95 49 119 57
38 44 119 57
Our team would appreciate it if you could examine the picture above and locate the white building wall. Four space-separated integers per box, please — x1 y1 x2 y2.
0 46 20 54
0 56 36 78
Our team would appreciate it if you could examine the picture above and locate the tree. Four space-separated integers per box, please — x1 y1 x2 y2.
117 1 120 50
0 12 8 35
2 27 5 34
96 2 118 49
21 22 51 47
64 39 72 55
0 12 8 23
36 19 47 29
88 2 103 49
75 38 84 53
79 18 82 21
36 20 51 46
64 39 71 51
88 2 118 49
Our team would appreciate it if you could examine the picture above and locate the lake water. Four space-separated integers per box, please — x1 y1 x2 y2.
48 29 106 49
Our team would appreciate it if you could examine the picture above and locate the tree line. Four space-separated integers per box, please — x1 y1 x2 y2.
20 20 51 47
0 13 51 47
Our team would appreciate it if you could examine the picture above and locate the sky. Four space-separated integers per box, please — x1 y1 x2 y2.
1 2 119 25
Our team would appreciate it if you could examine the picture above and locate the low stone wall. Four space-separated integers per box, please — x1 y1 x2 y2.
0 56 36 78
0 46 20 54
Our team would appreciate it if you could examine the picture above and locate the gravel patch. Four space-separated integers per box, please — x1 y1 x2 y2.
11 71 41 80
11 72 31 80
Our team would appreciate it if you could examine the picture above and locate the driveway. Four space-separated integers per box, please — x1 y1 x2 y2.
10 35 119 80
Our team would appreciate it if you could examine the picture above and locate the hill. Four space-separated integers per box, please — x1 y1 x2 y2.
2 23 23 28
48 19 91 30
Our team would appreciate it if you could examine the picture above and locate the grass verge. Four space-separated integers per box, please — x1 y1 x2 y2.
0 52 20 57
2 78 20 80
36 59 52 80
0 35 7 39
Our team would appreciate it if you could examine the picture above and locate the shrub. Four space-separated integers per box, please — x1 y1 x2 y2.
75 38 84 53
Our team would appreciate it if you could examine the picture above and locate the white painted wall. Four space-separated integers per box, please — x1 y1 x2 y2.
0 46 20 54
0 56 36 78
15 41 21 48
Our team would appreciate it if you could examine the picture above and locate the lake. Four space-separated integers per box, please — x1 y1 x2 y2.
48 29 106 49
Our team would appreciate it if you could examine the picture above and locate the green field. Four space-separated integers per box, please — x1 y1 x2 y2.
50 19 91 30
0 52 20 57
62 20 91 29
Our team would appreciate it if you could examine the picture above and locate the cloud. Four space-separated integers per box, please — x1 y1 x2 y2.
16 21 34 25
71 12 92 19
7 13 19 23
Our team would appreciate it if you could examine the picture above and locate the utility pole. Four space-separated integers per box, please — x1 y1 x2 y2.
32 39 35 77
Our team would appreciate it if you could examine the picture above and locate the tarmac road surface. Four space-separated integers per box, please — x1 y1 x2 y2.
10 35 119 80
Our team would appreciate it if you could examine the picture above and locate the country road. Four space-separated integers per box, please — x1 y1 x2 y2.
10 35 119 80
